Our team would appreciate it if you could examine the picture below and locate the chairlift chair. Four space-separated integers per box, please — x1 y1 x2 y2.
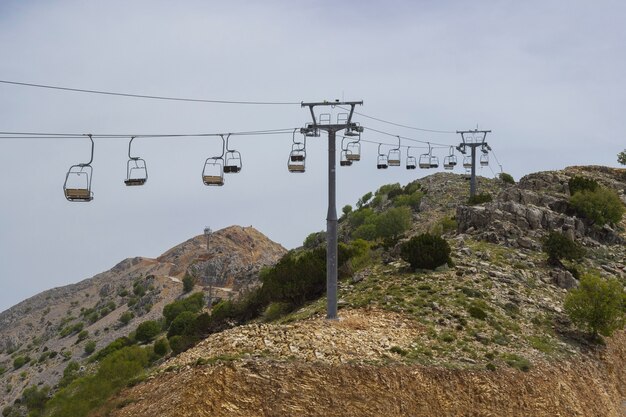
405 146 417 169
480 152 489 167
340 150 353 166
124 137 148 186
223 135 242 173
418 153 431 169
346 141 361 161
429 155 439 169
388 149 401 166
63 134 94 202
376 143 388 169
288 151 306 172
463 155 472 169
443 146 457 170
202 158 224 186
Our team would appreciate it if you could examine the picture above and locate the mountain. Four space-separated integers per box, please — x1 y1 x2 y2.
0 226 286 410
96 166 625 417
2 166 625 417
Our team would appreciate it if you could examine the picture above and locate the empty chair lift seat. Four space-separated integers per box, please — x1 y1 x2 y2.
203 175 224 186
64 188 92 201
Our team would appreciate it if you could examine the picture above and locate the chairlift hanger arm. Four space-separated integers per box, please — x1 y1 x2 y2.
80 134 94 166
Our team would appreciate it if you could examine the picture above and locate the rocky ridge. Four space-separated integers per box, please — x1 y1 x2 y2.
0 226 285 409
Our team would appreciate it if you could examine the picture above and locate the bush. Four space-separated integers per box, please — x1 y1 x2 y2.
90 337 133 362
303 231 325 249
263 302 292 322
356 191 373 208
430 216 457 236
342 205 352 217
13 356 27 370
163 293 204 326
118 311 134 326
499 172 515 184
135 320 162 343
153 338 170 357
400 233 451 270
77 330 89 342
22 385 50 413
564 273 626 339
542 231 585 265
168 335 195 355
467 193 492 205
167 311 197 338
84 340 96 355
182 274 195 293
618 150 626 165
393 190 423 210
568 176 599 195
374 207 412 240
570 188 624 225
59 361 80 388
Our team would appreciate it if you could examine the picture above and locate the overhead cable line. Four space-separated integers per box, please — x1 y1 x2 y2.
0 79 301 105
0 128 298 140
363 125 453 147
337 106 456 134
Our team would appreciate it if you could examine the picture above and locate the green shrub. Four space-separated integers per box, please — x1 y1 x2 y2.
564 273 626 339
167 311 197 338
89 337 133 362
44 346 149 417
84 340 96 355
348 208 375 228
118 311 134 326
468 305 487 320
352 223 377 241
568 176 599 195
0 366 5 376
168 335 195 355
303 231 325 249
263 302 292 322
153 338 170 357
342 205 352 217
182 274 195 293
356 191 373 209
430 216 457 236
467 193 492 205
542 231 585 265
77 330 89 342
163 293 204 326
499 172 515 184
22 385 50 413
377 183 402 197
375 207 412 239
393 190 423 210
618 150 626 165
135 320 162 343
570 188 624 225
503 353 531 372
13 356 27 370
400 233 451 270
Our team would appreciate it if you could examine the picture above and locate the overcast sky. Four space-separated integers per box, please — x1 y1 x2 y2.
1 0 624 312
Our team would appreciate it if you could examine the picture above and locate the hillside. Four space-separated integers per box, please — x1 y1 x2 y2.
97 166 626 417
0 226 286 410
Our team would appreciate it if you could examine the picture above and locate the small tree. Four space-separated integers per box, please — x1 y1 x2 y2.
542 231 585 266
135 320 162 343
119 311 134 326
84 340 96 355
153 337 170 357
356 192 373 209
499 172 515 184
400 233 452 270
568 176 598 196
618 150 626 165
564 273 626 340
375 207 412 240
570 188 625 225
342 205 352 216
182 274 195 293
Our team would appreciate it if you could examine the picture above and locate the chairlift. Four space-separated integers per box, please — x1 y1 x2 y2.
377 143 388 169
302 124 320 137
202 135 225 186
124 136 148 186
340 150 353 166
419 143 433 169
406 147 417 170
288 129 306 172
443 146 457 170
346 141 361 161
387 136 401 166
429 155 439 169
480 152 489 167
345 123 363 137
463 155 472 169
63 134 94 202
223 134 242 173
